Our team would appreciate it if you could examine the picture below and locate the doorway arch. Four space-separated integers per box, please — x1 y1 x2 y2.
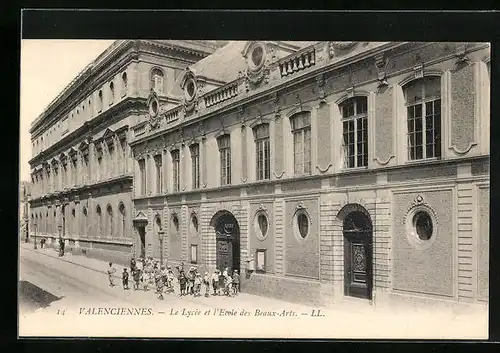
337 203 373 300
210 210 241 274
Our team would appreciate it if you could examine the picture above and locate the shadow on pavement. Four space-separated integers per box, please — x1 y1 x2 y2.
19 280 63 311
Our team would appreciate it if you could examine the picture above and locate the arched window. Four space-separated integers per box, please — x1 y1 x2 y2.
217 135 231 185
71 209 76 235
171 215 180 236
340 96 368 168
96 205 102 236
98 90 103 112
109 82 115 104
82 207 88 236
150 68 164 94
290 112 311 175
119 203 126 238
171 151 180 192
107 205 113 238
254 124 270 180
122 72 128 97
155 216 162 237
190 144 200 189
403 76 442 160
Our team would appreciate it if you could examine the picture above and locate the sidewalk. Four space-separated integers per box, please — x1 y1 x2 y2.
20 242 319 313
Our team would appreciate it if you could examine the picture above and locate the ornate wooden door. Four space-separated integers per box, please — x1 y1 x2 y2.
343 211 373 300
216 239 233 272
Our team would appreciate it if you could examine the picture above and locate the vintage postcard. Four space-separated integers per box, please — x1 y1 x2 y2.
19 38 490 339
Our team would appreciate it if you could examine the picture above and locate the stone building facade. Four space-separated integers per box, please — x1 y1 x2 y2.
129 41 490 308
28 40 221 264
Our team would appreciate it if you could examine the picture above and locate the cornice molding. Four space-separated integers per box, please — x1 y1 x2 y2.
29 97 143 167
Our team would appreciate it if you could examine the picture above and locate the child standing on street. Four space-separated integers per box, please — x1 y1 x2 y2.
225 272 233 297
122 268 129 290
232 270 240 295
142 270 150 291
132 267 141 290
203 272 211 297
178 271 187 296
211 270 220 295
107 262 117 287
194 272 202 297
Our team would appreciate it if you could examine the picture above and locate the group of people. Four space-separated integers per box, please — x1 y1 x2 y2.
106 258 241 300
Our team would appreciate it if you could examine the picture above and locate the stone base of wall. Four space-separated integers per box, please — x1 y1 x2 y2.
242 272 323 306
375 290 488 315
77 241 133 267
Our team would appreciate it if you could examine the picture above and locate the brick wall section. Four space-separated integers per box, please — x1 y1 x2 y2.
243 273 323 306
274 116 284 174
146 207 153 258
457 184 475 300
451 64 476 153
181 203 189 262
331 201 343 286
373 197 391 289
319 200 334 282
477 186 489 302
237 204 249 277
374 86 394 164
316 103 331 169
274 198 284 275
162 206 169 261
201 203 215 270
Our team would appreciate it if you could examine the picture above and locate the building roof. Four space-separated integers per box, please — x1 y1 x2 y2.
190 41 249 83
167 41 318 98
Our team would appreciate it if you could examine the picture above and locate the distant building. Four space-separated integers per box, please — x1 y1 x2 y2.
129 41 490 308
20 181 32 240
28 40 223 262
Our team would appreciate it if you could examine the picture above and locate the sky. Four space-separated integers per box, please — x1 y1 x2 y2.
19 40 115 183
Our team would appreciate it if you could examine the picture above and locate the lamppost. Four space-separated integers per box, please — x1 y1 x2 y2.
24 216 29 243
33 222 37 249
158 230 164 266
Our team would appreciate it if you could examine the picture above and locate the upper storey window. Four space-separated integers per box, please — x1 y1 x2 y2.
151 68 164 95
290 112 311 176
121 72 128 97
218 135 231 186
404 76 442 161
109 82 115 105
254 124 270 180
98 90 103 112
340 96 368 169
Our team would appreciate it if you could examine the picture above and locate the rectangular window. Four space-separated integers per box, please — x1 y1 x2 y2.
72 160 77 185
96 156 102 181
108 146 115 177
255 124 270 180
83 155 89 183
190 244 198 264
154 154 162 194
190 144 200 189
341 97 368 168
139 159 146 195
120 140 127 173
291 113 311 175
256 249 266 273
172 150 180 192
218 135 231 185
405 77 441 161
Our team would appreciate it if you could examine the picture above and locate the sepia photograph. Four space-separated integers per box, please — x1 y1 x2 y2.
18 38 490 339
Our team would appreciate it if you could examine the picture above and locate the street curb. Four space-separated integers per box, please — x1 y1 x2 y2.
23 247 123 280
